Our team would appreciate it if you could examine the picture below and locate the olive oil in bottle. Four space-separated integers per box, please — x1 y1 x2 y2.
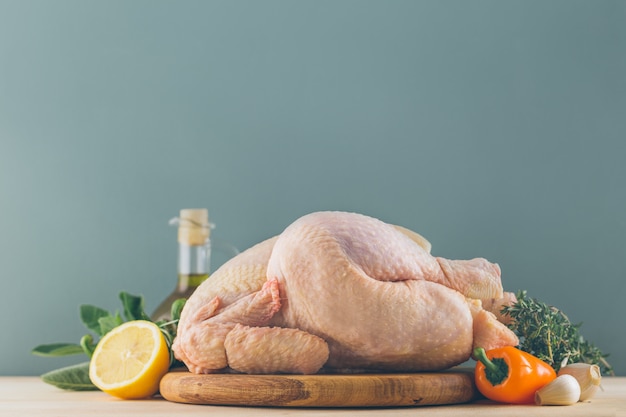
151 209 212 321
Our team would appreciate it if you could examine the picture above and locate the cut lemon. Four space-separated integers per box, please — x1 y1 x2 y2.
89 320 170 399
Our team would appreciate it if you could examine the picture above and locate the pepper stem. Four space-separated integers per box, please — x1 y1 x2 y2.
473 347 509 386
473 348 497 371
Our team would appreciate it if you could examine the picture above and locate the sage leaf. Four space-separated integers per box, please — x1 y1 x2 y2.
32 343 84 357
80 304 112 336
98 311 123 335
41 362 98 391
171 298 186 321
119 292 150 321
79 334 96 358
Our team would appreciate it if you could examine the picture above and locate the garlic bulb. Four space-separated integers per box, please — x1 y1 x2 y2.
535 374 581 406
558 363 602 401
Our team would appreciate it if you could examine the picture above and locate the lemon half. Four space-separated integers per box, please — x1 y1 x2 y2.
89 320 170 399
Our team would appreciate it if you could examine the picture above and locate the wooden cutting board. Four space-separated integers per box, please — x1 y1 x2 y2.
159 369 479 407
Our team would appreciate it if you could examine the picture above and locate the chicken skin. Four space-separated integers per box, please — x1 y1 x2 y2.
173 211 518 374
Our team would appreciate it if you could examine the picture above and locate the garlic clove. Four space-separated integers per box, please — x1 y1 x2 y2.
535 374 581 406
558 363 602 402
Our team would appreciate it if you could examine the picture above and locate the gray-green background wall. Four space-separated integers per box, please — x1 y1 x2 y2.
1 0 625 376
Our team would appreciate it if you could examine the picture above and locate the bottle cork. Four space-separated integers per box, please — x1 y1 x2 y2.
177 208 210 245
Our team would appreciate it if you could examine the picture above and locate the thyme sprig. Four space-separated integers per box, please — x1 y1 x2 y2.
501 290 613 375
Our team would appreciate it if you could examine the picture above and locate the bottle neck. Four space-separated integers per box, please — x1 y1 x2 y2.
178 241 211 275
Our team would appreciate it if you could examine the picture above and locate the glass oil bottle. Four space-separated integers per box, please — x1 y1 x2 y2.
151 208 213 321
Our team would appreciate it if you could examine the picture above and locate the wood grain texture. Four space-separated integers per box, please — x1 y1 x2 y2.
3 377 625 416
159 369 480 407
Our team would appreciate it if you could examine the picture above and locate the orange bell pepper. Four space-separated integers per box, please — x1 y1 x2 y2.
473 346 557 404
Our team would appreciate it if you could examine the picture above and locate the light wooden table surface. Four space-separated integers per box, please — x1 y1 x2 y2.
1 376 624 417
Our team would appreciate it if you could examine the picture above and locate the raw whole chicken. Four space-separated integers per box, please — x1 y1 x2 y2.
173 211 519 374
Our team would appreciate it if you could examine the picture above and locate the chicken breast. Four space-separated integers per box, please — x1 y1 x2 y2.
173 211 518 374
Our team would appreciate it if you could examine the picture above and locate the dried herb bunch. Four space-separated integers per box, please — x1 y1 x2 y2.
501 291 613 375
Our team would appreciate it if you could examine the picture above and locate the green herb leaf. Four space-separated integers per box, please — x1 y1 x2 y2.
41 362 98 391
31 343 84 357
98 311 123 335
80 305 112 336
33 291 186 390
79 334 96 358
119 292 150 321
171 298 186 322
